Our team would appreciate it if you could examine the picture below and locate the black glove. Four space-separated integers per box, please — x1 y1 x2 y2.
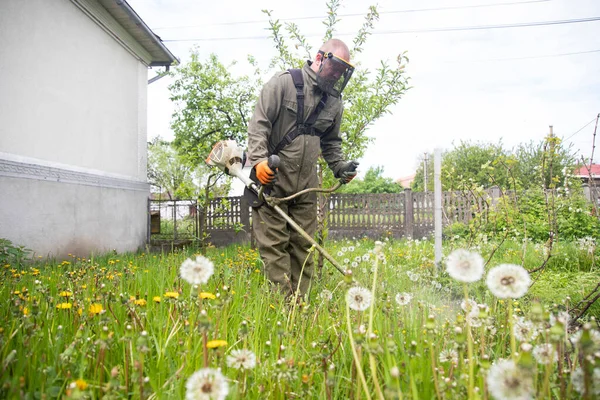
337 160 359 184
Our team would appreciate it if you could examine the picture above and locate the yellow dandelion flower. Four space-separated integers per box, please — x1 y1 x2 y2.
129 295 136 301
23 307 29 316
206 340 227 349
81 285 87 289
134 299 147 306
199 292 216 300
153 296 161 303
269 304 275 309
255 269 260 273
78 308 83 316
13 290 21 295
89 303 103 315
56 303 72 309
75 378 88 390
164 291 179 299
59 291 73 297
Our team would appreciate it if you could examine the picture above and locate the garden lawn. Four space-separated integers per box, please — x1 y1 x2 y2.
1 238 599 399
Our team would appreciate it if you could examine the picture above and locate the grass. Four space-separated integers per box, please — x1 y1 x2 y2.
1 238 599 399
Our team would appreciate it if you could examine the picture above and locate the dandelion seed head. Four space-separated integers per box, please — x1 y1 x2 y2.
532 343 557 365
226 349 257 370
395 292 412 306
487 359 534 400
180 256 214 285
346 286 372 311
571 367 600 395
486 264 531 299
446 249 484 283
439 349 459 365
185 368 229 400
319 289 333 301
514 317 539 342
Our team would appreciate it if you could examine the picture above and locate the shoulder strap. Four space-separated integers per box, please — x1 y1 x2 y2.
288 69 304 129
271 69 329 156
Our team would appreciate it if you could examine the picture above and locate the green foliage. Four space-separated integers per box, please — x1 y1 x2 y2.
1 239 598 398
147 138 198 199
471 186 600 242
0 238 31 268
338 165 402 193
169 51 259 166
263 0 410 186
412 137 578 192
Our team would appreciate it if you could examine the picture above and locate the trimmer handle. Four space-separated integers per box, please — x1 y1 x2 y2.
267 155 280 171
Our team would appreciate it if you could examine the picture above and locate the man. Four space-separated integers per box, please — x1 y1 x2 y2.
247 38 359 298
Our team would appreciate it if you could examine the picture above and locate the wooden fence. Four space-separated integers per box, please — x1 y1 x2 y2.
149 186 600 247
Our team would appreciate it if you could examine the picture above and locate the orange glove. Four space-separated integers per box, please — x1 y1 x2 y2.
255 160 275 185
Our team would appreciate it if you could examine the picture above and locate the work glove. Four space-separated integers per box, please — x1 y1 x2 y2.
337 160 359 184
255 160 275 185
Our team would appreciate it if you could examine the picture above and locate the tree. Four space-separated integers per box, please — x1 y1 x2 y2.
338 166 402 193
411 137 578 192
411 141 509 192
147 137 197 200
263 1 411 183
513 137 577 190
169 51 260 167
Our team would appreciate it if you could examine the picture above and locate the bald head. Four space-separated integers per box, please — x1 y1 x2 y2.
310 38 351 72
320 38 350 62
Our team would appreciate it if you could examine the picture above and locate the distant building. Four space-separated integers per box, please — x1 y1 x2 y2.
574 164 600 186
0 0 177 257
396 174 416 189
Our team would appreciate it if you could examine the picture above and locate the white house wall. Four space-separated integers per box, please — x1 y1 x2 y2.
0 0 150 258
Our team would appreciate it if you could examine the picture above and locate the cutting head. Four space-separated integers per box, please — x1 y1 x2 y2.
206 140 246 177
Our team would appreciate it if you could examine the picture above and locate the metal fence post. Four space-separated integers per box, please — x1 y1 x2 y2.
240 196 251 244
404 188 414 239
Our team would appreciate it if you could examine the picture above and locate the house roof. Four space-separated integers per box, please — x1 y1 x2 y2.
396 174 415 188
71 0 179 67
574 164 600 177
91 0 178 66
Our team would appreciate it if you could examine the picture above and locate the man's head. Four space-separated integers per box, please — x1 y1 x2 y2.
310 39 353 97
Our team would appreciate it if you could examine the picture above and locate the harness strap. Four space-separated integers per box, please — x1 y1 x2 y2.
272 69 329 155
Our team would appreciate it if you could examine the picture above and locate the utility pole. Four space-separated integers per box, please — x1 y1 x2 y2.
423 152 429 192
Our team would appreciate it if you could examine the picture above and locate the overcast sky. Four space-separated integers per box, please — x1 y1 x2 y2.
128 0 600 183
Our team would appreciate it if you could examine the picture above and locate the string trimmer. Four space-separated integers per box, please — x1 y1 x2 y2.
206 140 348 276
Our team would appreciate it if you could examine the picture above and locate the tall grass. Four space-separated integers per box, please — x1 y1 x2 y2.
1 238 598 399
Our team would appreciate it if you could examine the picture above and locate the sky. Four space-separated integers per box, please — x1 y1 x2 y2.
128 0 600 185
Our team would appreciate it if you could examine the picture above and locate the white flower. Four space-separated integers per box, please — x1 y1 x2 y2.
571 367 600 396
346 286 372 311
486 264 531 299
319 289 333 301
532 344 557 365
461 299 478 316
395 292 412 306
409 272 420 282
439 349 458 365
446 249 484 283
486 359 534 400
467 314 483 328
185 368 229 400
226 349 257 370
513 317 539 342
180 256 214 285
570 329 600 348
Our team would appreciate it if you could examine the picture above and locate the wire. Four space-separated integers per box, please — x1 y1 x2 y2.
447 49 600 63
154 0 551 30
162 16 600 42
564 117 598 142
